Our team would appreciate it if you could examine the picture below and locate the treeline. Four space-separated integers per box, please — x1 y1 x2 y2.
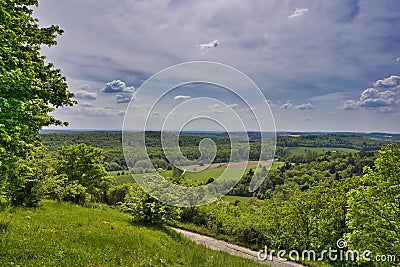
277 134 387 150
41 132 389 171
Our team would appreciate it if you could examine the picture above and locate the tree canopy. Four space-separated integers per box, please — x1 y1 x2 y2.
0 0 74 205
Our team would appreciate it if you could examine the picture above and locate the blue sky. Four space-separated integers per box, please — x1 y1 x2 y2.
35 0 400 132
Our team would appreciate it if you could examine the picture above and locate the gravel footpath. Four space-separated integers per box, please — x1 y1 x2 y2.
171 227 308 267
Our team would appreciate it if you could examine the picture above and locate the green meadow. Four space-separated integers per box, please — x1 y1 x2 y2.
0 201 263 267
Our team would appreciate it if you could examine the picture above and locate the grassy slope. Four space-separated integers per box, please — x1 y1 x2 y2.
0 201 263 267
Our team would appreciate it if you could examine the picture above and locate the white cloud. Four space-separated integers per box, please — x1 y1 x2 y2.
174 95 191 101
101 80 135 93
341 75 400 112
339 100 359 110
288 8 308 18
197 39 219 49
373 75 400 88
197 40 219 53
295 102 314 110
74 91 97 100
359 88 398 107
115 93 134 104
280 102 293 109
396 57 400 62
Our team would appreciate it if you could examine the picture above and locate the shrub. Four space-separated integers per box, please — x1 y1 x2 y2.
62 181 90 205
106 184 131 206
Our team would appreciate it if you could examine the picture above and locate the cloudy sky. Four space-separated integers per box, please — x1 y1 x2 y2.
35 0 400 132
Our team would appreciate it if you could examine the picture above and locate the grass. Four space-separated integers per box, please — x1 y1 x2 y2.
0 200 264 267
289 146 359 155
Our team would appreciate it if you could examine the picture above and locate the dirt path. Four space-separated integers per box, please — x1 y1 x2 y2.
171 227 307 267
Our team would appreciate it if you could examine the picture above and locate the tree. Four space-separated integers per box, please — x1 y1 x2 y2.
0 0 74 205
54 144 113 203
346 143 400 261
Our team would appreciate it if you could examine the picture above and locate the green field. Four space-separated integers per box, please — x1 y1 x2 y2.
112 161 284 184
289 146 359 155
173 162 277 183
0 201 263 266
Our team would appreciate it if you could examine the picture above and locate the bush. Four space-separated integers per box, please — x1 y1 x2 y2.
106 184 131 206
62 181 90 205
122 183 180 225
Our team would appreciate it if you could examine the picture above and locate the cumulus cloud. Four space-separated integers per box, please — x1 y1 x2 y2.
115 93 134 104
359 88 399 107
280 102 293 109
174 95 191 101
288 8 308 18
280 101 314 110
339 100 359 110
101 80 135 93
74 91 97 100
396 57 400 62
341 75 400 112
295 102 314 110
373 75 400 88
197 40 219 53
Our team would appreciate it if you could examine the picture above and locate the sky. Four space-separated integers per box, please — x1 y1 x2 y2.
34 0 400 133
